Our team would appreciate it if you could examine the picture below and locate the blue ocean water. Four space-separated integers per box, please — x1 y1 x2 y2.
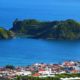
0 0 80 29
0 0 80 66
0 38 80 66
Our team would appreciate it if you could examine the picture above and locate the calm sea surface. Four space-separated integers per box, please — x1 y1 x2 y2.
0 38 80 66
0 0 80 66
0 0 80 29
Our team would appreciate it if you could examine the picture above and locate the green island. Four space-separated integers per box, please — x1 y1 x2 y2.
1 19 80 40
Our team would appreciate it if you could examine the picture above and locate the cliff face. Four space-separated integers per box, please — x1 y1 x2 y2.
10 19 80 40
0 28 14 39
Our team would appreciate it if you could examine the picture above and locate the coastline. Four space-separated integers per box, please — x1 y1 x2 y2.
0 61 80 79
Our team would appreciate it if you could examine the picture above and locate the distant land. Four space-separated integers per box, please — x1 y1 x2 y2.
0 28 14 39
1 19 80 40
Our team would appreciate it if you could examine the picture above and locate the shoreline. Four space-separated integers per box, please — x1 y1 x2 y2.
0 61 80 79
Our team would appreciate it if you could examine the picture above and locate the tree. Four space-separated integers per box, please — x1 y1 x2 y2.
5 65 15 70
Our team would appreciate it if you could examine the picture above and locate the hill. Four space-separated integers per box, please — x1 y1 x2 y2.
10 19 80 40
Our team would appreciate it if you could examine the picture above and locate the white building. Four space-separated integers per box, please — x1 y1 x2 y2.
39 68 55 77
16 71 32 76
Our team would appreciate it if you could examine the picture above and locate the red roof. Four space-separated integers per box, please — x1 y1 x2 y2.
39 68 45 71
64 62 75 66
71 70 78 73
33 73 40 77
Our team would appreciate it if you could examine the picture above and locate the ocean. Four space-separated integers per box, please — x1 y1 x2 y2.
0 38 80 66
0 0 80 66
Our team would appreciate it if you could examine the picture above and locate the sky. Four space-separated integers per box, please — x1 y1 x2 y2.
0 0 80 29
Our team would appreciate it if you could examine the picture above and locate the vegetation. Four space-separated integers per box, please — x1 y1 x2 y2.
0 28 14 39
10 19 80 40
13 73 80 80
0 77 10 80
55 73 80 78
1 73 80 80
1 19 80 40
15 76 60 80
12 73 80 80
5 65 15 70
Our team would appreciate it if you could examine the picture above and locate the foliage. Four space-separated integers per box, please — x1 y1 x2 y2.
55 73 80 78
5 65 15 70
0 28 14 39
10 19 80 40
15 76 60 80
0 77 10 80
